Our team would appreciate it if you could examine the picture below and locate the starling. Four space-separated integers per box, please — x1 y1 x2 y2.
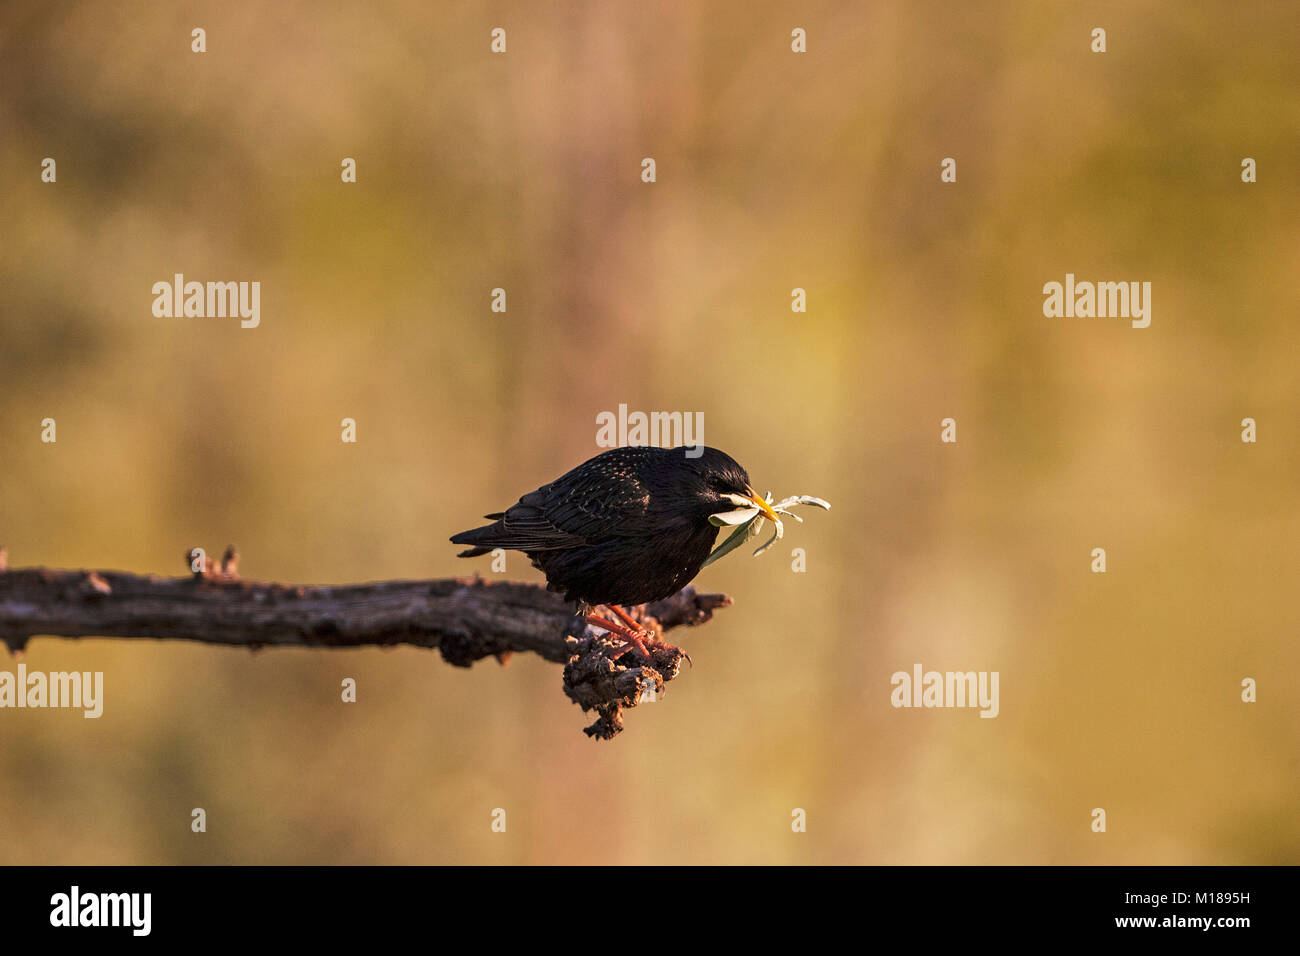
450 445 780 659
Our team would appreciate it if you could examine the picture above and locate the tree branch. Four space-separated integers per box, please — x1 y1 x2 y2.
0 547 732 739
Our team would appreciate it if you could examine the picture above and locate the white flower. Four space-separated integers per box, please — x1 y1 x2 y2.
701 492 831 567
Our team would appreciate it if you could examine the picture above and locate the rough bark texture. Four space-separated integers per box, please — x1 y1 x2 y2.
0 547 730 739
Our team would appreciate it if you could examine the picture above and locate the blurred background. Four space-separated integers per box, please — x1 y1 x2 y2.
1 0 1297 864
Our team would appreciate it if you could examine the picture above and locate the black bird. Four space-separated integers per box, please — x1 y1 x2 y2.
450 445 780 659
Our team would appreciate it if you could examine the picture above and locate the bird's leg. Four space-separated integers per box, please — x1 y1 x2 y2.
606 603 649 634
582 611 653 660
583 605 693 665
607 604 692 666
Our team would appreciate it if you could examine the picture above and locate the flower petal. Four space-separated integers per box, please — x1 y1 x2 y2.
709 507 760 526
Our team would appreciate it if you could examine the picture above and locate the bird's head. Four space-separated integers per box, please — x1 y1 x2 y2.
683 447 782 529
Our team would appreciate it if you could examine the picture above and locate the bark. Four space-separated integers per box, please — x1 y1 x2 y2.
0 547 730 739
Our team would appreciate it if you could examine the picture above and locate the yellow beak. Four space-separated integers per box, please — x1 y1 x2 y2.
745 488 781 524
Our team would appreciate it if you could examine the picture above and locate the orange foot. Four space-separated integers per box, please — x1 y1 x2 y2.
583 604 692 666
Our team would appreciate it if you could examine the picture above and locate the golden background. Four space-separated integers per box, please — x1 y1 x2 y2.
1 1 1297 864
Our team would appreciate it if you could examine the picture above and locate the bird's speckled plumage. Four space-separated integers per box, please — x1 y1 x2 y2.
451 446 753 607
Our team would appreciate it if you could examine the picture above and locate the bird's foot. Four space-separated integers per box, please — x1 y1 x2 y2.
583 611 653 659
611 605 693 666
584 605 692 667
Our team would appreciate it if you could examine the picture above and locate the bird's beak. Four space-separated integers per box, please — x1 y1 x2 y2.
744 488 782 524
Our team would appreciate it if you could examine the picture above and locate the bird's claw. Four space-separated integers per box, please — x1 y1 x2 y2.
585 605 691 666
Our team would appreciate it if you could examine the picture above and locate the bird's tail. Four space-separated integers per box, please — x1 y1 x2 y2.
450 514 506 557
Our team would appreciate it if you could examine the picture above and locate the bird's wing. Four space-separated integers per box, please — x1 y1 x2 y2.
536 446 664 539
451 448 659 553
535 471 652 541
473 484 590 551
